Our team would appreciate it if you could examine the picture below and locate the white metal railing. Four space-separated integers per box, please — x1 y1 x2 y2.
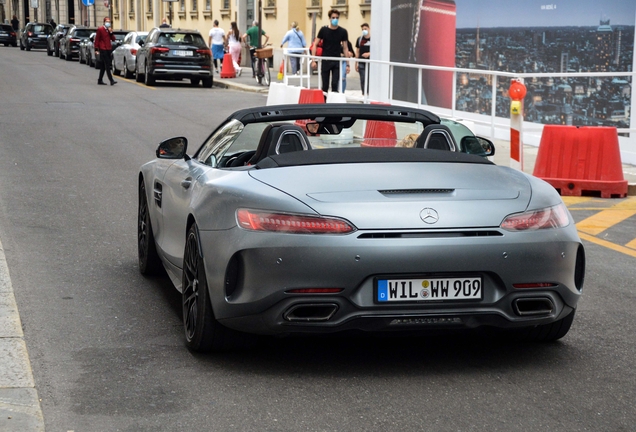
280 51 636 145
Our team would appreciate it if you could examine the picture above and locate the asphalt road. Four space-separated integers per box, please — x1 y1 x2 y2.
1 47 636 431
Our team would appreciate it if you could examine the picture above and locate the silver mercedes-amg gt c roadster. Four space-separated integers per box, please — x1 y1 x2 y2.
138 103 585 352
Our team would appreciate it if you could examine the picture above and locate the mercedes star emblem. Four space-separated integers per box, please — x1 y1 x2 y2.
420 208 439 224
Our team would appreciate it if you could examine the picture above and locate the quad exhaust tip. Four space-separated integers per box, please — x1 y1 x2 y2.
284 303 339 322
513 298 554 316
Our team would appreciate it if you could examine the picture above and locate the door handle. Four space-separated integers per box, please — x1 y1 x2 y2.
181 178 192 189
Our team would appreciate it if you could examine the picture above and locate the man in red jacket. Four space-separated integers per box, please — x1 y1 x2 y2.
94 17 117 85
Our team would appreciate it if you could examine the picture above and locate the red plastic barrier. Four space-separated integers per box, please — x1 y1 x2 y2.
361 102 397 147
361 120 398 147
295 89 325 131
220 53 236 78
533 125 627 198
298 88 324 104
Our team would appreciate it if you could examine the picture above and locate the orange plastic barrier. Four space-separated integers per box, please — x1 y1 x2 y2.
361 120 398 147
220 53 236 78
361 102 397 147
533 125 628 198
295 89 325 131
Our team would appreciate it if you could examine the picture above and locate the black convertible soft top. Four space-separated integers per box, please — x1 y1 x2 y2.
255 147 494 169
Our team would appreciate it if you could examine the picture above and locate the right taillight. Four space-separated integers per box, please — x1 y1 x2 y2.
130 48 137 55
501 203 570 231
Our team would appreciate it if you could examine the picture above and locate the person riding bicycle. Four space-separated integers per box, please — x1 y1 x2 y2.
242 21 269 78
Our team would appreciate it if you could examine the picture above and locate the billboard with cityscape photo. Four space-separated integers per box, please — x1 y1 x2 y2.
390 0 635 128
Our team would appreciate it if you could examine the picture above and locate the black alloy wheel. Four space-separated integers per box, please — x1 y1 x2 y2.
182 224 251 352
137 181 161 275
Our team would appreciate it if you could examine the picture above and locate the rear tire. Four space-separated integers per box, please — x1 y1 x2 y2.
112 60 120 76
144 63 155 86
20 41 24 50
190 78 200 86
124 59 134 78
202 77 213 88
182 224 253 352
135 64 143 82
507 310 576 343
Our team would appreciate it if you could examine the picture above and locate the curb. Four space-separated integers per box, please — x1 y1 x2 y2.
0 239 44 432
213 78 269 94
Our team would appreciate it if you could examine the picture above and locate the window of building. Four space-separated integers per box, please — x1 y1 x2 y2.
191 0 196 11
180 0 185 11
148 0 152 13
223 0 230 8
130 0 134 13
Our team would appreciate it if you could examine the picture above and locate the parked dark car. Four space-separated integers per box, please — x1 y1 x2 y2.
111 30 129 51
135 28 212 87
47 24 72 56
59 26 97 61
0 24 18 47
19 22 53 51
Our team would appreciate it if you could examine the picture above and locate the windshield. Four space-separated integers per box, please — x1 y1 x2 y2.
73 29 94 38
203 118 427 168
31 25 52 34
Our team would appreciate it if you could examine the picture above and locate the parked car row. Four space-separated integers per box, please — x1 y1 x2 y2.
12 24 214 88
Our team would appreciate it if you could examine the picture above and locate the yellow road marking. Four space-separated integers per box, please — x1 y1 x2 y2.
578 232 636 259
561 197 595 206
576 199 636 235
625 238 636 250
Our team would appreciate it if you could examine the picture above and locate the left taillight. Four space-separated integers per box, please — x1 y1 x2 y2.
130 48 137 55
151 47 170 55
237 209 356 234
501 203 570 231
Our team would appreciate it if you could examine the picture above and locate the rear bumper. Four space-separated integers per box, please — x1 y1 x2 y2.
27 38 49 48
199 225 584 336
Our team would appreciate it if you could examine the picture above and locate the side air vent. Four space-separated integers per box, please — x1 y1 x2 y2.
358 231 503 239
379 189 455 195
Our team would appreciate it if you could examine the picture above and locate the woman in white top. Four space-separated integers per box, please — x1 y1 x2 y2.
226 21 242 76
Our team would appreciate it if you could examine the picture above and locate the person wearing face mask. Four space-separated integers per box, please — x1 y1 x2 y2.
311 9 350 95
94 17 117 86
280 22 306 75
355 23 371 95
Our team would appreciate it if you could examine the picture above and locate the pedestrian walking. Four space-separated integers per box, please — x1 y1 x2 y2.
280 22 306 75
242 21 269 78
94 17 117 86
227 21 242 76
355 23 371 95
208 20 225 74
159 18 170 28
11 15 19 31
310 9 350 95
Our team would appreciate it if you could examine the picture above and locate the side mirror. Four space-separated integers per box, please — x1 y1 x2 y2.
156 137 189 159
460 136 495 157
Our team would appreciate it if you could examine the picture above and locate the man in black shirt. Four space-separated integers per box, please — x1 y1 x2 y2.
311 9 350 95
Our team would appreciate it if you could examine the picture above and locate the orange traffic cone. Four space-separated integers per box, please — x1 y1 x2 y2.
277 60 284 80
220 53 236 78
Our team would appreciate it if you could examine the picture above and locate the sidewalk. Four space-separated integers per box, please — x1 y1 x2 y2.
213 70 636 194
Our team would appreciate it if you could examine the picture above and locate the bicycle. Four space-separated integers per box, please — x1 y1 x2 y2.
253 43 272 86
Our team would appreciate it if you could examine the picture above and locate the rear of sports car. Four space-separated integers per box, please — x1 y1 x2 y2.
196 157 584 341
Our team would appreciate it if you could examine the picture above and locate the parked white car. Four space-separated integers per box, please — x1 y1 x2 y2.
112 31 149 78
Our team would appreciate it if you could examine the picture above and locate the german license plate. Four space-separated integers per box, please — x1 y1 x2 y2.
173 50 192 56
376 277 482 302
0 33 7 36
